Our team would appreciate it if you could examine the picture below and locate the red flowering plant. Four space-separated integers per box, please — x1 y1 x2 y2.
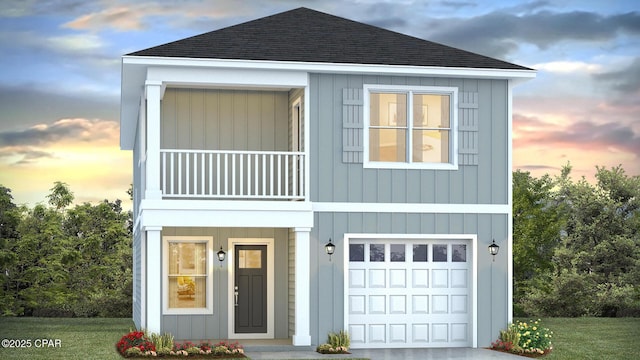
116 331 156 357
491 339 514 352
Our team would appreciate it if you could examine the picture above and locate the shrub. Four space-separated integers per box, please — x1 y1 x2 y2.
317 330 350 354
327 330 350 349
115 331 156 357
499 326 522 352
521 270 598 317
147 331 174 353
492 320 553 356
515 319 553 354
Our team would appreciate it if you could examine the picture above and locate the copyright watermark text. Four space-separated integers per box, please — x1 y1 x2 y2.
1 338 62 348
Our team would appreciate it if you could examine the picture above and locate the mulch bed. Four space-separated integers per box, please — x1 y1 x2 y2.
488 348 552 358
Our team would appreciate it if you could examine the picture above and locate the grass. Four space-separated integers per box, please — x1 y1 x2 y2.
0 317 133 360
516 317 640 360
1 317 639 359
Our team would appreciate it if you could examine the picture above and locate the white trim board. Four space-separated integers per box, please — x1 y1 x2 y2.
227 238 275 339
312 202 509 214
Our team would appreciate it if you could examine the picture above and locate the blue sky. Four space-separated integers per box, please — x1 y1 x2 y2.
0 0 639 208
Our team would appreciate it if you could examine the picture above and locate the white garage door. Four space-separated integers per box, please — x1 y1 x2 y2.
347 238 474 348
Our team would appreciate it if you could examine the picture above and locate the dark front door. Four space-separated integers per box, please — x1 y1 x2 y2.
234 245 267 333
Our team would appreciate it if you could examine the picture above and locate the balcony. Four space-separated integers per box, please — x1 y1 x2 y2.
160 149 305 200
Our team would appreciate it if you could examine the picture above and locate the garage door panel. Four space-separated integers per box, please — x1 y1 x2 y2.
369 295 386 314
389 269 407 288
368 269 386 288
412 295 429 314
451 295 468 314
451 269 468 288
349 269 366 288
389 324 407 343
431 323 449 342
412 323 429 343
412 269 429 287
451 323 468 342
431 269 448 288
389 295 407 314
431 295 448 314
349 295 366 314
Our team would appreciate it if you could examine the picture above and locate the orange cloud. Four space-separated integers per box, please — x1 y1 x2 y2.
0 118 131 208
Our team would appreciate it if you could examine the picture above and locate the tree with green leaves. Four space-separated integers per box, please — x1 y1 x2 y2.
512 170 564 315
520 164 640 317
0 186 21 315
0 182 132 317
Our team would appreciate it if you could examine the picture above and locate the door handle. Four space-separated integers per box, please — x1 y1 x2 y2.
234 286 239 307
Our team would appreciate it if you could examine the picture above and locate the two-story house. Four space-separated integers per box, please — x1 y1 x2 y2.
120 7 535 349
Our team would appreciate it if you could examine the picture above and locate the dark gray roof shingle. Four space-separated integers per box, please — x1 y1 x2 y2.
128 7 530 71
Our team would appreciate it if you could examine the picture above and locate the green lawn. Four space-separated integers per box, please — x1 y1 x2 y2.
0 317 133 360
1 317 639 359
519 317 640 360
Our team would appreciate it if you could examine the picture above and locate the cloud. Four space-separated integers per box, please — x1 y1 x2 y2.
513 113 640 157
593 57 640 93
62 0 262 32
424 10 640 59
0 118 119 148
0 148 55 165
534 61 602 74
0 85 119 130
63 6 147 31
0 0 90 17
48 33 106 53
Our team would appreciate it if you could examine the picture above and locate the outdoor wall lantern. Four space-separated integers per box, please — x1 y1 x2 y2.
488 239 500 261
325 238 335 261
217 246 226 263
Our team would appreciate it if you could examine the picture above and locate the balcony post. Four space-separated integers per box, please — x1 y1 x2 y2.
293 227 311 346
145 80 164 200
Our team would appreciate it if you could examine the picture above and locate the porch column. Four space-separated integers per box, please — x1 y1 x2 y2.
293 227 311 346
145 80 163 200
145 227 162 334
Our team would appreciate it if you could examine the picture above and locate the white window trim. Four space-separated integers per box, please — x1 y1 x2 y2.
162 236 214 315
363 84 459 170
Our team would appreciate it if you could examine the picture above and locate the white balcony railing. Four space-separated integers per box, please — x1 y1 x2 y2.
160 149 305 200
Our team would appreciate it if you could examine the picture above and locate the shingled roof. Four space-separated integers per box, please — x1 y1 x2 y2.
128 7 530 71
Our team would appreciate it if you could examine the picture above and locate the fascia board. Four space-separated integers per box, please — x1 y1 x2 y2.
122 56 537 80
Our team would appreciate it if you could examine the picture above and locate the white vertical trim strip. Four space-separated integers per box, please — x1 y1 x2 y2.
507 79 514 324
293 228 311 345
146 229 162 333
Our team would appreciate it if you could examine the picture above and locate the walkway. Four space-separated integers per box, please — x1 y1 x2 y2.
245 347 522 359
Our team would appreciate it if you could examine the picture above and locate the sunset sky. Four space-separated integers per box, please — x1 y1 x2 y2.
0 0 638 209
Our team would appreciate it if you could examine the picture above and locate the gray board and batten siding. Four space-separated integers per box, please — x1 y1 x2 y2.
160 227 290 340
160 88 290 152
308 212 510 347
307 73 511 346
310 73 508 206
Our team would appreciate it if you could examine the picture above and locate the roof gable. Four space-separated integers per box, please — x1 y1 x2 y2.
128 7 530 71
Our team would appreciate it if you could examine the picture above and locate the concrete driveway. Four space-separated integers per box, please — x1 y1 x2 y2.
246 347 522 359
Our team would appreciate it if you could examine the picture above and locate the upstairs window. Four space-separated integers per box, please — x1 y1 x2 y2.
364 85 458 169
